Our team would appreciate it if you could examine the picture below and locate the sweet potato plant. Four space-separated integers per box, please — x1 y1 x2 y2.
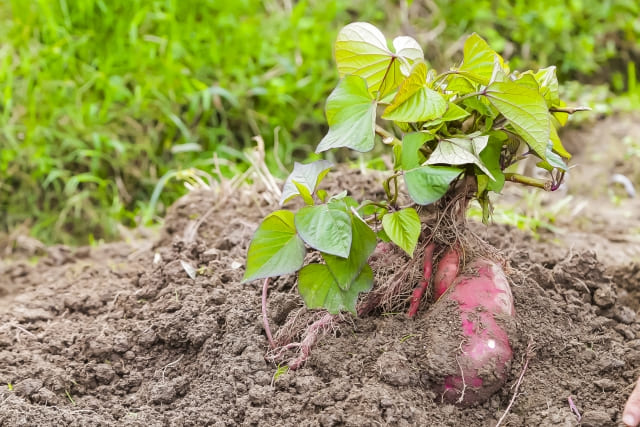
243 22 584 404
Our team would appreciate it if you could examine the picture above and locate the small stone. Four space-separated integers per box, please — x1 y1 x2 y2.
210 288 227 305
377 351 411 386
93 363 115 384
593 285 616 308
593 378 617 391
614 306 637 325
14 378 43 398
581 410 612 427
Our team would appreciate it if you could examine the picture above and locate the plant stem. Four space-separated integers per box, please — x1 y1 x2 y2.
262 278 275 349
504 173 552 191
549 106 591 114
375 125 401 145
452 90 486 104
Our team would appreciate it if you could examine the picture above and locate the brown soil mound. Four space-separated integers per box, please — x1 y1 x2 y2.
1 116 640 426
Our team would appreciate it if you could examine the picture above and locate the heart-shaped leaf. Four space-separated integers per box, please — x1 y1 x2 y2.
298 263 373 314
382 208 421 257
280 160 334 205
427 134 495 180
335 22 423 97
243 211 306 282
316 75 377 153
404 165 463 205
484 80 550 159
382 63 447 122
295 204 352 258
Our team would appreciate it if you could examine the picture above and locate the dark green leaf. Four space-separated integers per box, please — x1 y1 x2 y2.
401 132 433 170
478 138 505 192
243 210 306 282
295 204 352 258
298 263 373 314
316 75 377 153
404 165 463 205
322 213 377 290
381 208 421 257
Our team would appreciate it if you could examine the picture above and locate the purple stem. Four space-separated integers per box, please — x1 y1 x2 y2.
262 278 275 349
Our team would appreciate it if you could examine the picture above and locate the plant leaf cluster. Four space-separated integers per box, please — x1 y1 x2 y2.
245 22 583 314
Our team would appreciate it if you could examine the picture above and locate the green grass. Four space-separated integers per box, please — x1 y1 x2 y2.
0 0 382 244
1 0 638 244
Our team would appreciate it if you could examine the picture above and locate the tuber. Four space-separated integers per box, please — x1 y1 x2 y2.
434 259 515 405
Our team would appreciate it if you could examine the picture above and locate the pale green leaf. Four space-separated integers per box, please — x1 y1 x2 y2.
485 80 550 159
404 165 463 205
393 36 425 75
382 63 447 122
316 75 377 153
295 204 352 258
298 263 373 314
334 22 422 97
243 211 306 282
280 160 333 205
427 134 495 180
535 66 560 106
458 33 507 85
422 103 471 128
549 122 571 159
382 208 421 257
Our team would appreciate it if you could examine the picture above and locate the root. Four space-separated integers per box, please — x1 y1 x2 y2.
267 311 340 370
407 242 435 318
495 341 535 427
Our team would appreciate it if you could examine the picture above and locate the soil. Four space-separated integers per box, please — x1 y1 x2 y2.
1 114 640 426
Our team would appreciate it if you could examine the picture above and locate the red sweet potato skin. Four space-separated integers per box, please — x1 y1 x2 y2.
433 246 460 301
438 259 515 405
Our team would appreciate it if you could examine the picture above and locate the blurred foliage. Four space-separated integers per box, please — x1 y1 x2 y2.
414 0 639 84
0 0 638 244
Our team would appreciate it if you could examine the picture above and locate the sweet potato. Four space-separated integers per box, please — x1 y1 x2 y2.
433 246 460 300
437 259 515 405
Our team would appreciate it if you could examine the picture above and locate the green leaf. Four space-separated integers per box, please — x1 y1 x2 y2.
549 124 571 159
401 132 433 170
478 138 505 192
295 204 352 258
485 80 550 159
298 263 373 314
404 165 463 205
534 66 560 106
382 208 421 257
442 103 471 121
458 33 507 85
322 213 377 290
427 134 495 180
243 211 306 282
382 63 447 122
293 181 314 205
537 143 568 172
316 75 377 153
280 160 333 205
446 74 477 94
334 22 423 97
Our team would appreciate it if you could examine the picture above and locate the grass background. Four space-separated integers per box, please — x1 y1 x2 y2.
1 0 638 244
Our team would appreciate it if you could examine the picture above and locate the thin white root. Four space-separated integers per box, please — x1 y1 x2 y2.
495 342 535 427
